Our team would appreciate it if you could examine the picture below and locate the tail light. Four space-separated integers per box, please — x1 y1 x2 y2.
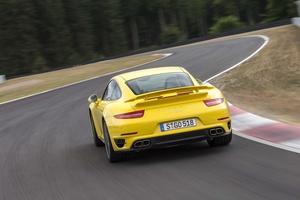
203 98 224 107
114 110 145 119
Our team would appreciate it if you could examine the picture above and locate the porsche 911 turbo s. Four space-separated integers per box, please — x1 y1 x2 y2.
88 66 232 162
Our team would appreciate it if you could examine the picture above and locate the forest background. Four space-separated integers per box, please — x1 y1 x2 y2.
0 0 297 77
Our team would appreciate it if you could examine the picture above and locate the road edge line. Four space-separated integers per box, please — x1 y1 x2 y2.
204 35 269 83
0 53 173 105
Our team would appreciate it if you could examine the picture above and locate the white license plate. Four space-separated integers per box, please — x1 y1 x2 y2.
160 118 197 131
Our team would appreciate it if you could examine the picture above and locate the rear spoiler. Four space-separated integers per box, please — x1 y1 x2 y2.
125 85 214 104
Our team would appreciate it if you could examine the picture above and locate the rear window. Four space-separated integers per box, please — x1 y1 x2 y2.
126 72 193 95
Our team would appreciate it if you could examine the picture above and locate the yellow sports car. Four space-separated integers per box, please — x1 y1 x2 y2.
88 66 232 162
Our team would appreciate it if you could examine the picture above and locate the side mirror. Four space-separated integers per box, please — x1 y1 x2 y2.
196 79 203 85
88 94 99 103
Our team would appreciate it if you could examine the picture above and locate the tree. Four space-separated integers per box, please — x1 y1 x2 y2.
63 0 95 64
160 26 185 44
209 15 244 34
186 0 210 37
0 0 297 77
213 0 241 20
33 0 75 68
264 0 297 22
134 0 160 47
120 0 141 50
91 0 127 55
153 0 168 32
239 0 267 25
0 0 43 76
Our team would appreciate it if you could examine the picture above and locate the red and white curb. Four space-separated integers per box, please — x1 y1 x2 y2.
229 104 300 153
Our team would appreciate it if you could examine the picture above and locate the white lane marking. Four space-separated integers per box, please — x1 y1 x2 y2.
0 53 173 105
232 113 277 131
204 35 269 83
234 131 300 154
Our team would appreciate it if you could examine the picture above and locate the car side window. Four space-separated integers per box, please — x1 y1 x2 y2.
102 80 116 101
111 83 122 100
102 80 122 101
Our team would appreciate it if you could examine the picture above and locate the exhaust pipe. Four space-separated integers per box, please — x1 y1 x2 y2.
142 139 151 147
216 128 224 134
133 139 151 148
209 129 217 136
209 128 224 136
134 141 143 148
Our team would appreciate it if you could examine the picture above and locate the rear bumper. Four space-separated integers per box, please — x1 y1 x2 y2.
127 127 231 151
150 129 209 148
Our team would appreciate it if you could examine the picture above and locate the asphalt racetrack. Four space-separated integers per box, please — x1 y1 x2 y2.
1 37 300 200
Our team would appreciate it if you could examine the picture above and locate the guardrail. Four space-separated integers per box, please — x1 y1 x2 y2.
292 17 300 27
0 75 6 83
294 1 300 28
296 1 300 16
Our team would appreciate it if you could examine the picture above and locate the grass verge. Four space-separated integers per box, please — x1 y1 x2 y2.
210 25 300 126
0 54 164 102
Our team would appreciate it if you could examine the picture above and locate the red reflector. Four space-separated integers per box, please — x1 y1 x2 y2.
114 110 145 119
121 132 138 136
203 98 224 107
218 117 229 121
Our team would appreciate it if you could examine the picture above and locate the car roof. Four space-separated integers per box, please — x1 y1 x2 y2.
118 66 185 81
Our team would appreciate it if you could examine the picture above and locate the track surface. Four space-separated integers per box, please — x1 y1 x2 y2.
1 37 300 200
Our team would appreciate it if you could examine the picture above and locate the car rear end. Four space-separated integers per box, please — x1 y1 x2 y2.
105 84 231 152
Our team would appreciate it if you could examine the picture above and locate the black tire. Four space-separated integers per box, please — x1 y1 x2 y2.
207 131 232 147
103 122 127 163
90 113 104 147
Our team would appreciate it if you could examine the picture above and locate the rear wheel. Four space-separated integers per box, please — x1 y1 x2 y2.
103 122 127 163
90 113 104 147
207 131 232 147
